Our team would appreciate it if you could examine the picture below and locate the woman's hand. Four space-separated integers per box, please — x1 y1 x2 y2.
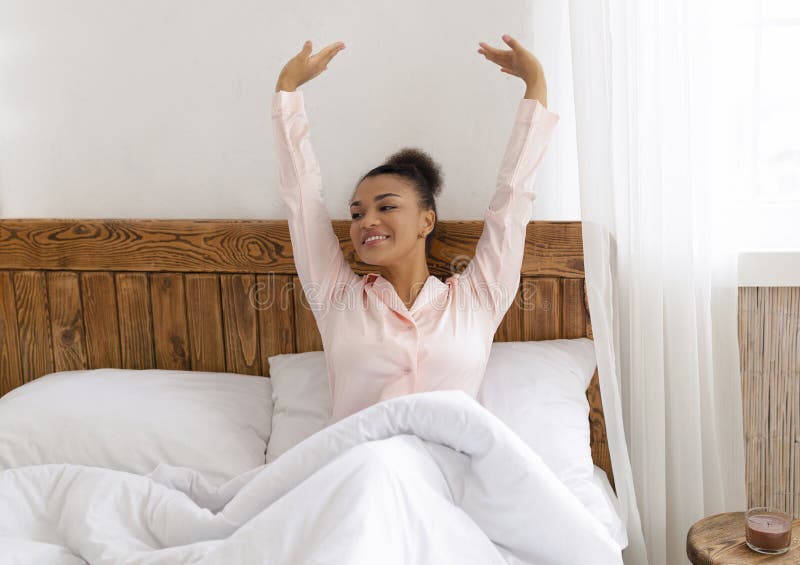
275 40 346 92
477 34 547 106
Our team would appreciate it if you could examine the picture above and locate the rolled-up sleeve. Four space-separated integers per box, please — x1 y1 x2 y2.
271 90 355 326
460 99 560 332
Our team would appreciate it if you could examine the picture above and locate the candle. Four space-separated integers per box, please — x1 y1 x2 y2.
745 507 792 554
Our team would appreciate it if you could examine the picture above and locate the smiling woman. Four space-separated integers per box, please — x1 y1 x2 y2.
271 36 559 425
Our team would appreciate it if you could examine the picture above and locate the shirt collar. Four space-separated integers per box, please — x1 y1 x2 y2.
363 273 447 313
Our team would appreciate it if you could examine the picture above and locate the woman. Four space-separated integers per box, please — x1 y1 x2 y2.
271 36 559 424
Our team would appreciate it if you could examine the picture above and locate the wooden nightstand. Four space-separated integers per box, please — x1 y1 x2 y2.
687 512 800 564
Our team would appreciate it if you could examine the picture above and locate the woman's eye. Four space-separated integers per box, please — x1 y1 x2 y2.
351 206 394 220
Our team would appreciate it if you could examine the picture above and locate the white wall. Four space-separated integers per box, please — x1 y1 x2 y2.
0 1 578 221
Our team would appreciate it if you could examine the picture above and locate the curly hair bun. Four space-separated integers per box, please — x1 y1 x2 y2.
385 147 443 197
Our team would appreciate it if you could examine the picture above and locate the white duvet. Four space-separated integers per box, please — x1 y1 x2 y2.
0 391 623 565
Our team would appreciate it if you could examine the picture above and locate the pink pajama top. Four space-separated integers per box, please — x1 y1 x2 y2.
271 90 559 424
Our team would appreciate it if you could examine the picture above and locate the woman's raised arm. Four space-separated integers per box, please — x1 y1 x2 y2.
271 41 356 327
463 35 559 332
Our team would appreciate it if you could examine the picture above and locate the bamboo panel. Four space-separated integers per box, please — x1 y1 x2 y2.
739 287 800 518
150 273 191 371
791 289 800 517
80 272 121 369
739 287 757 505
185 274 226 373
116 273 155 370
220 274 260 376
0 272 22 395
46 272 88 372
13 271 54 383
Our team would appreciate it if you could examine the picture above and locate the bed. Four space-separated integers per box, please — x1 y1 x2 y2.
0 218 624 564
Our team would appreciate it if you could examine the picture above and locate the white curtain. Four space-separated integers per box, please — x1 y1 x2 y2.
533 1 755 563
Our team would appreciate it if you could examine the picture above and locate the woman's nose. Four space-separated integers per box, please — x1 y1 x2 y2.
363 211 380 226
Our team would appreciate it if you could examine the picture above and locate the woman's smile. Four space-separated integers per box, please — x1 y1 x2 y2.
363 235 391 248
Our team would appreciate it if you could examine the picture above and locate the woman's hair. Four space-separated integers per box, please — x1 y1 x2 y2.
355 147 443 255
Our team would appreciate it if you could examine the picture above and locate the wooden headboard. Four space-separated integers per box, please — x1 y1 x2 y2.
0 218 613 491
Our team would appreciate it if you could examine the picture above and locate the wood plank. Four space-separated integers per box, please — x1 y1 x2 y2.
494 284 524 342
420 220 585 278
13 271 54 382
587 368 614 492
0 219 290 274
584 280 594 339
561 278 588 339
220 274 260 375
80 272 121 368
257 274 295 376
292 275 323 352
185 274 226 373
116 273 155 369
150 273 191 371
0 219 585 277
0 272 23 396
46 272 88 372
525 277 561 341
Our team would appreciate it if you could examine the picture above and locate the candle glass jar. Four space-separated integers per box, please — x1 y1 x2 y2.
745 507 792 554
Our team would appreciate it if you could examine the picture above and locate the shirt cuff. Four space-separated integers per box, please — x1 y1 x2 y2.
515 98 560 130
271 89 305 117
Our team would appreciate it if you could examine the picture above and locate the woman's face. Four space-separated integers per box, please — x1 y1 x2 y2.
349 174 434 267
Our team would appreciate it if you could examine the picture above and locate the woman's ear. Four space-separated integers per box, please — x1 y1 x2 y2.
426 210 436 231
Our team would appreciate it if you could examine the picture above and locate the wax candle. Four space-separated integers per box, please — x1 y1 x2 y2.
745 507 792 554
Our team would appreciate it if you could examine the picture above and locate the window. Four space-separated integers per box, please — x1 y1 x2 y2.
754 0 800 202
731 0 800 260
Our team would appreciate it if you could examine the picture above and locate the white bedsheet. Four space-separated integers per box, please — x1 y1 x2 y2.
0 391 623 565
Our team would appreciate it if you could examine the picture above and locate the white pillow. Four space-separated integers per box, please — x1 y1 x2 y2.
266 351 331 463
479 339 596 484
266 340 626 550
0 368 273 485
478 338 626 550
